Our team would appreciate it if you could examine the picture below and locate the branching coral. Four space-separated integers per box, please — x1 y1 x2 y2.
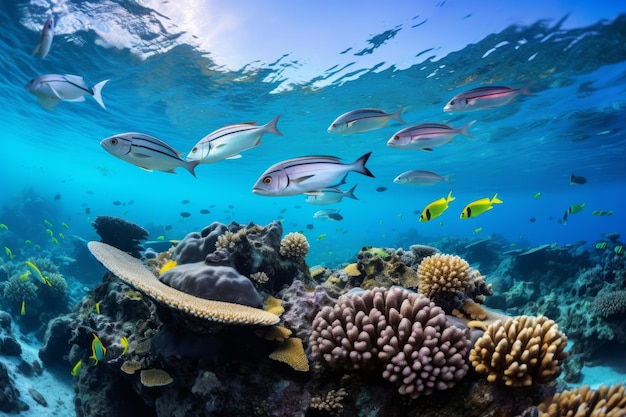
279 232 309 261
310 388 348 414
215 230 243 250
537 384 626 417
470 315 568 387
417 253 472 299
310 287 470 398
592 290 626 319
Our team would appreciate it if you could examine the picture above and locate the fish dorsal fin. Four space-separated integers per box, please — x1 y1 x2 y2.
63 74 85 84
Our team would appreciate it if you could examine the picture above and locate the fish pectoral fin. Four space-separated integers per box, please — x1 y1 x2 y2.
65 96 86 102
138 166 154 172
420 148 433 152
225 155 242 160
290 175 315 184
130 152 152 158
304 190 323 196
49 85 64 100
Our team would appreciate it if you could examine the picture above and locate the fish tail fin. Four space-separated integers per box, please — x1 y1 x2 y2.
353 152 375 178
185 160 200 178
460 120 477 138
491 193 503 204
264 115 283 136
92 79 110 110
392 106 410 124
519 81 537 96
446 191 455 202
443 174 454 184
346 184 359 200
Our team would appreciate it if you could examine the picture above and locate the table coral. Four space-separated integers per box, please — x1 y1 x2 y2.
310 287 470 398
470 315 568 387
537 384 626 417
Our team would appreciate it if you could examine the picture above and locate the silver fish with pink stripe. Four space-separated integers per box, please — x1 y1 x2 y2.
443 83 534 112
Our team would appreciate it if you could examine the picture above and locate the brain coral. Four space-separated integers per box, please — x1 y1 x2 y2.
310 287 470 398
592 290 626 318
279 232 309 261
417 253 471 300
537 384 626 417
470 315 568 387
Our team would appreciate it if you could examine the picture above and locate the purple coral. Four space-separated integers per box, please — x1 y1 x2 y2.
310 287 470 398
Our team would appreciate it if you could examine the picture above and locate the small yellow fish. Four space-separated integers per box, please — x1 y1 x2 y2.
615 245 624 256
473 227 483 234
25 261 51 286
25 240 32 244
51 237 59 245
317 234 327 241
156 235 165 241
120 336 129 355
4 246 14 259
0 223 8 230
43 219 52 227
58 232 65 239
90 334 106 365
420 191 455 222
61 222 69 230
95 301 101 315
46 229 53 236
460 194 503 219
21 300 25 316
562 203 585 225
71 360 82 377
19 271 31 281
534 192 541 199
159 260 177 275
595 242 608 250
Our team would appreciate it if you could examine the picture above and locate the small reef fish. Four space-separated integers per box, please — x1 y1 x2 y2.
61 222 69 229
570 174 587 185
595 242 608 250
473 227 483 234
25 74 109 110
101 133 199 177
0 224 8 230
44 219 52 227
327 107 408 134
317 234 327 241
592 211 614 216
21 300 26 316
46 228 53 236
252 153 374 196
419 191 455 222
71 360 83 377
186 115 283 163
615 245 624 256
305 184 358 205
90 334 106 365
534 192 541 200
156 235 165 241
120 336 129 355
94 301 101 315
386 121 475 151
25 261 52 286
393 170 452 186
58 233 65 239
562 203 585 225
159 260 177 275
31 15 54 59
460 194 503 219
51 236 59 245
313 209 344 221
443 83 534 112
19 271 31 281
4 246 14 259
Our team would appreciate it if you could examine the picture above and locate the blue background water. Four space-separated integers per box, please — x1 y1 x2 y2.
1 0 625 267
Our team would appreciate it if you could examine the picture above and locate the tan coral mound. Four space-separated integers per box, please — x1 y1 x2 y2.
269 337 309 372
592 290 626 318
538 384 626 417
470 315 568 387
279 232 310 261
417 253 472 299
140 369 173 387
87 241 279 326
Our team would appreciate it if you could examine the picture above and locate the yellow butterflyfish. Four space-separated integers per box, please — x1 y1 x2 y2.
159 260 177 275
473 227 483 234
156 235 165 241
420 191 455 222
460 194 503 219
21 300 25 316
90 334 106 365
4 246 14 259
25 261 51 286
562 202 585 225
317 234 327 241
120 336 129 355
71 360 82 377
19 271 31 281
95 301 101 315
58 232 65 239
0 223 8 230
43 219 52 227
46 229 54 236
51 237 59 245
534 192 541 200
61 222 69 230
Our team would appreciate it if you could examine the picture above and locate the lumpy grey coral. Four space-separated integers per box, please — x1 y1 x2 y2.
92 215 149 258
310 287 470 398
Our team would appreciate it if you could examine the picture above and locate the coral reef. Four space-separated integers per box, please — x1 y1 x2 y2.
310 287 470 398
592 290 626 318
279 232 310 261
537 384 626 416
92 215 149 258
470 315 568 387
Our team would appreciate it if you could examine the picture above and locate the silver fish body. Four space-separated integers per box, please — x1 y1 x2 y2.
313 209 344 221
393 170 452 186
100 133 199 177
305 184 358 205
443 83 534 112
386 121 475 151
252 152 374 196
327 107 407 134
32 15 54 59
25 74 109 110
186 115 282 163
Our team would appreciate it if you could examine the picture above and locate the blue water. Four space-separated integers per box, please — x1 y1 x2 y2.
1 2 625 267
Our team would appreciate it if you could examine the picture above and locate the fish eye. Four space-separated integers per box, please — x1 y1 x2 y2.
394 135 400 140
110 138 118 145
263 176 272 185
450 100 455 105
191 147 198 153
332 123 336 127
